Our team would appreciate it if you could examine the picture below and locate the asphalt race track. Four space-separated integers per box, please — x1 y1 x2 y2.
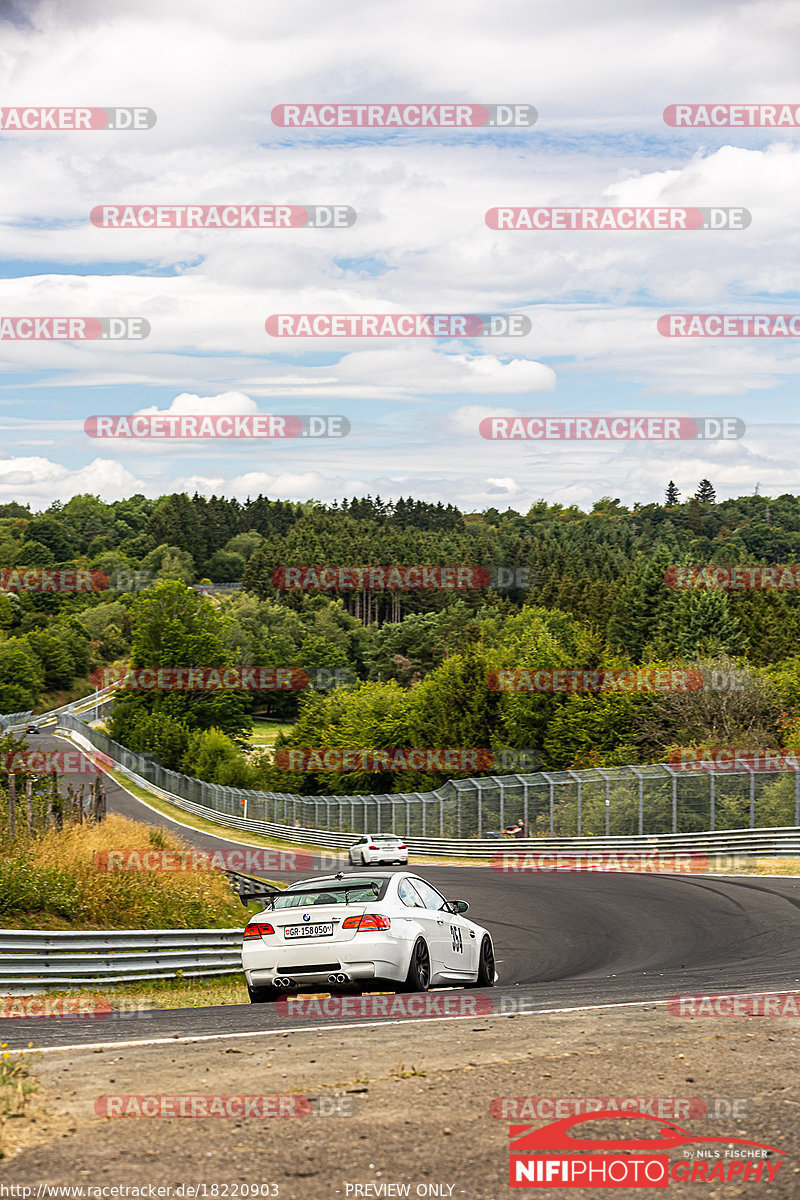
6 731 800 1050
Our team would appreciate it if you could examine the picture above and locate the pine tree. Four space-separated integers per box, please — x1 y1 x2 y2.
695 479 716 504
665 481 680 507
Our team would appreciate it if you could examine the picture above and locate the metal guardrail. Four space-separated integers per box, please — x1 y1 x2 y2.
0 711 33 731
0 928 244 993
227 871 282 904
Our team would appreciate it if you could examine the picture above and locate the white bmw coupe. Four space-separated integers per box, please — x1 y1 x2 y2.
241 871 497 1002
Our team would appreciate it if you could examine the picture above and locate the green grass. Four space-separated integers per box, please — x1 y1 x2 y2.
28 973 251 1010
248 720 293 747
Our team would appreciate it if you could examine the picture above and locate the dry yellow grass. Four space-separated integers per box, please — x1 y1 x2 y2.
0 814 248 929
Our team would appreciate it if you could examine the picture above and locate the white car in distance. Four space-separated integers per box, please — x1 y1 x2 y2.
241 871 497 1003
349 834 408 865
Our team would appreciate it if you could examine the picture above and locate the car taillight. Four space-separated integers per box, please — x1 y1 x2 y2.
243 922 274 939
368 845 379 850
397 844 406 849
342 914 391 931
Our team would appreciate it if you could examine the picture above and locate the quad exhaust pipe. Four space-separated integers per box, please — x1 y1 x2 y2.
274 976 294 988
327 972 349 985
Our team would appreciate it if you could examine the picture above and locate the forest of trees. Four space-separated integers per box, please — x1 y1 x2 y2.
4 485 800 794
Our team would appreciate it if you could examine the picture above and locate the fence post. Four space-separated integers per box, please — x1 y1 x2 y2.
795 769 799 828
25 778 34 836
541 773 555 835
597 768 610 836
748 766 755 828
629 766 644 835
566 771 582 836
710 769 715 832
7 772 16 842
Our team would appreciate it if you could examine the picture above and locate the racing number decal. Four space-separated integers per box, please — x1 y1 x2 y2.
450 924 463 953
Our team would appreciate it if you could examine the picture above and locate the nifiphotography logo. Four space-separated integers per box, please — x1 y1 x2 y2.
507 1111 785 1188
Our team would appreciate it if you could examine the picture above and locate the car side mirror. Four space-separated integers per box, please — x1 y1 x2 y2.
449 900 469 914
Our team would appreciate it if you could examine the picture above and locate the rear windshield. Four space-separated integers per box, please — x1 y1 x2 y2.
373 838 402 845
271 879 389 908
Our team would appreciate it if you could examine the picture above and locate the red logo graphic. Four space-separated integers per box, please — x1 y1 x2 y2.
509 1112 785 1187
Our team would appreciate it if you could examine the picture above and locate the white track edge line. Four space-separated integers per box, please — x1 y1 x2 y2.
18 988 799 1055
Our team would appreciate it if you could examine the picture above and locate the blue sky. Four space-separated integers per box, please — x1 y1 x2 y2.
0 0 799 512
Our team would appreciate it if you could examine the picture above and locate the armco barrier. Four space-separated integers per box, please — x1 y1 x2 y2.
0 928 243 993
59 720 800 859
0 711 32 731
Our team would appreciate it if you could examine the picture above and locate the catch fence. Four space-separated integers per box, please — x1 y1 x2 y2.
58 714 800 839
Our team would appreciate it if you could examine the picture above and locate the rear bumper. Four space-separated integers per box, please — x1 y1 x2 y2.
242 934 408 987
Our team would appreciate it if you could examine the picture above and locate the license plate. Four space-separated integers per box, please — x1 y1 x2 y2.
284 923 334 939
